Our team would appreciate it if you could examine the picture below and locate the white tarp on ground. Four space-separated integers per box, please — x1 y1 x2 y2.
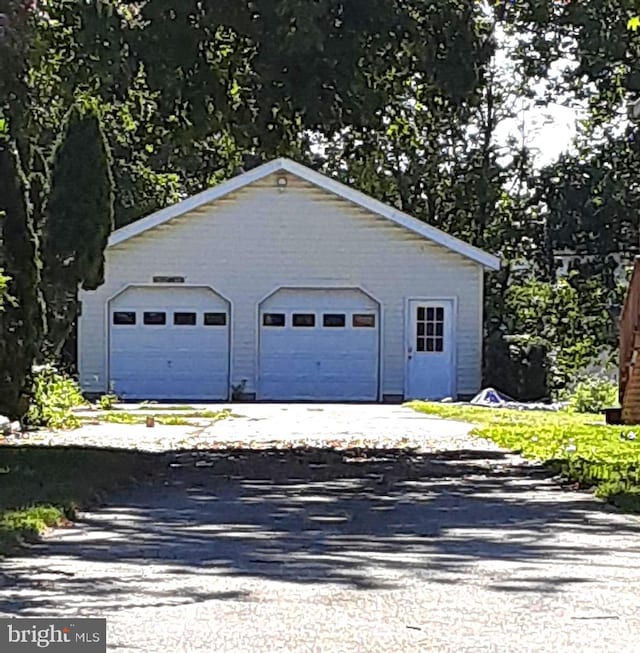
469 387 566 411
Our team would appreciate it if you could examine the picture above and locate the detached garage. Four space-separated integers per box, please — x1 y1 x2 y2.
78 158 500 402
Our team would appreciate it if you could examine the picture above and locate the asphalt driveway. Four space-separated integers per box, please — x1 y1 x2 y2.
2 405 640 652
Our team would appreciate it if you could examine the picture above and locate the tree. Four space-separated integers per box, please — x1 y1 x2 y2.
20 0 495 226
0 0 33 131
41 103 114 359
4 0 633 404
0 140 43 418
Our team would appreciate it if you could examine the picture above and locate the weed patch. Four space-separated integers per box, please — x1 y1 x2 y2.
27 367 87 430
86 409 232 426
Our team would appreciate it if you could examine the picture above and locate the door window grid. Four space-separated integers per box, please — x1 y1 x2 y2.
416 306 444 353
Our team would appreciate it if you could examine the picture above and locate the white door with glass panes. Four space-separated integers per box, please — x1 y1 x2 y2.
406 300 454 400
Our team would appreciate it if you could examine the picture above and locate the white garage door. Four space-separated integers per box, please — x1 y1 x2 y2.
258 288 379 401
109 286 230 400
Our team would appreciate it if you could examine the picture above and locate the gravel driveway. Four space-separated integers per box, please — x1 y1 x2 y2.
2 404 640 652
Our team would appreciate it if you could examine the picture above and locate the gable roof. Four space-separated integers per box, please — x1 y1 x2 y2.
109 158 501 270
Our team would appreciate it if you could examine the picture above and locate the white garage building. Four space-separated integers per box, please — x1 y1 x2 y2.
78 159 500 402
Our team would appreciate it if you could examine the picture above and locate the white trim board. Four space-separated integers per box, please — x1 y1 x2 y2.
108 158 501 271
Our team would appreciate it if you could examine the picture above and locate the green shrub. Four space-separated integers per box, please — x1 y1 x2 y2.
26 366 86 429
485 274 619 401
98 393 118 410
566 376 618 414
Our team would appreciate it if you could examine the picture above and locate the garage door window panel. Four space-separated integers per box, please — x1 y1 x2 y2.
174 312 196 326
323 314 345 327
204 312 227 326
353 314 376 328
143 312 166 325
292 313 315 327
263 313 285 327
113 311 136 325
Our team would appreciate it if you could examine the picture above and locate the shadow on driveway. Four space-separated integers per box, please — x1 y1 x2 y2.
2 445 640 615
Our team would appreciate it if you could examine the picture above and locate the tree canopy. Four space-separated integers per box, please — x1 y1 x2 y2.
0 0 639 414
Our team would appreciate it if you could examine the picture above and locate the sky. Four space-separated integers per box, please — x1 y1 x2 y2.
498 102 579 167
491 23 584 169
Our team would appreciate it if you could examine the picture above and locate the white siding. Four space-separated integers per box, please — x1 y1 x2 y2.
79 172 484 398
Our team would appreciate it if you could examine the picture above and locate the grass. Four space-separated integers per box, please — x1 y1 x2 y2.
409 401 640 513
0 446 164 556
85 408 232 426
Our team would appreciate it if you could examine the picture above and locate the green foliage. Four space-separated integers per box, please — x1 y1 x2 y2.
409 401 640 513
130 0 490 152
0 1 33 134
566 377 619 414
485 275 616 399
0 141 44 419
540 137 640 273
1 0 638 411
41 103 115 358
26 366 86 430
98 393 118 411
1 505 62 539
14 0 496 228
0 268 8 309
90 409 231 427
